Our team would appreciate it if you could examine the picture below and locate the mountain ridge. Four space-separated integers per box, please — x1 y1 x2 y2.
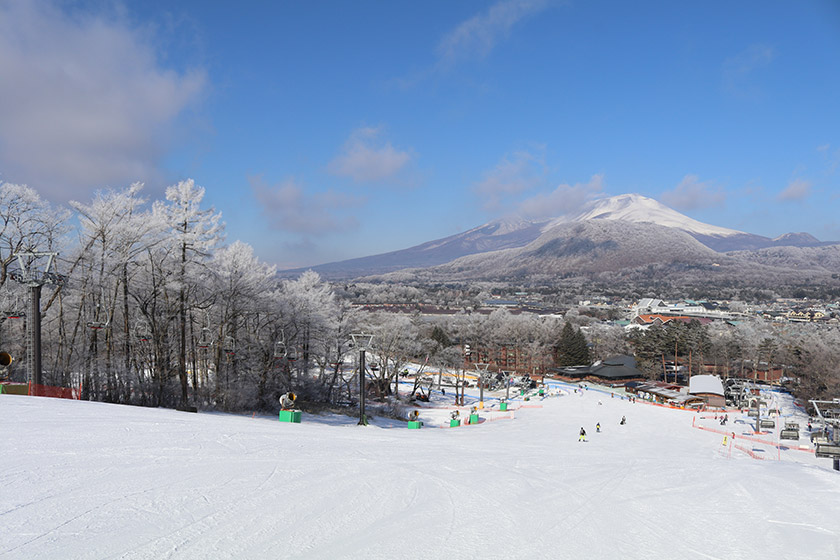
280 193 836 281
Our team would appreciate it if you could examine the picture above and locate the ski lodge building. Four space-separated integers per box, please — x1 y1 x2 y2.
687 375 726 408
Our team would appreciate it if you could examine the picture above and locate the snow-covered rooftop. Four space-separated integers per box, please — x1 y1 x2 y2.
689 374 725 396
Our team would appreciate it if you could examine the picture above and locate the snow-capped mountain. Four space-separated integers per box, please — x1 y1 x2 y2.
557 194 778 252
426 219 726 281
561 193 743 237
282 193 835 280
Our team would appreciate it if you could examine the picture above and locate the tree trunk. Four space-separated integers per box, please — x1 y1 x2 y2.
178 237 188 406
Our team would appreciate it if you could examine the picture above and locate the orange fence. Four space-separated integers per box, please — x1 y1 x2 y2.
732 443 767 460
691 417 814 453
0 381 81 400
29 382 81 400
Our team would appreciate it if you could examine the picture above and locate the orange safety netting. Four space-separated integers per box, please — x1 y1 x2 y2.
28 382 81 400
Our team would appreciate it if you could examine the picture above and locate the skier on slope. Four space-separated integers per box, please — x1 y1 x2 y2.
579 427 587 442
620 415 626 425
596 422 601 433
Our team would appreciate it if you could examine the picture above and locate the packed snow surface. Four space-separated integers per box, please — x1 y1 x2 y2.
2 384 839 559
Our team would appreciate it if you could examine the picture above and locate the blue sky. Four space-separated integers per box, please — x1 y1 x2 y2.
1 0 839 268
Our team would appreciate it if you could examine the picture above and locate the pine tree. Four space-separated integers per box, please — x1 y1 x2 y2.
555 322 591 367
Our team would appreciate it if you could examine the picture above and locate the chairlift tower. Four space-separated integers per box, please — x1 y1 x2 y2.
502 370 512 401
809 399 840 471
351 333 374 426
11 252 64 387
476 363 490 409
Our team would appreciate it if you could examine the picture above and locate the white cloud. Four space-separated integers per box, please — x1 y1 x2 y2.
514 174 604 220
722 44 774 96
0 0 206 201
817 144 840 175
389 0 553 88
777 178 812 202
660 175 726 211
437 0 551 67
327 127 411 183
250 175 361 235
473 150 546 212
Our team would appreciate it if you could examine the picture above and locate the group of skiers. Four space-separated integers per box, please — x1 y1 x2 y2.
579 416 626 441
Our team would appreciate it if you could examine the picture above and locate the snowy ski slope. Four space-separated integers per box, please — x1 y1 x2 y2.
2 383 839 559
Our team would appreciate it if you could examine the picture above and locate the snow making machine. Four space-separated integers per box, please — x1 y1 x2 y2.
407 409 423 429
278 392 301 423
468 406 480 425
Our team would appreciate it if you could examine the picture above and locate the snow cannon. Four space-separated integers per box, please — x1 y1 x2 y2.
278 392 301 423
468 406 479 425
407 409 423 429
450 410 461 428
279 392 297 410
499 398 508 412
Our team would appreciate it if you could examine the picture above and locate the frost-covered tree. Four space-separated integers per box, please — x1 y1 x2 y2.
316 298 361 404
154 180 224 406
208 241 277 409
0 182 68 288
279 270 338 394
366 312 421 398
586 322 630 361
66 183 161 401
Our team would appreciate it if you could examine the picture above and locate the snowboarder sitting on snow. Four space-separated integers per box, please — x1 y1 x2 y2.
620 415 626 425
279 392 296 410
579 427 586 442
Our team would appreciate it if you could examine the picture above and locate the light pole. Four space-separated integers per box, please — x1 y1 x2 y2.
476 362 489 409
351 333 374 426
